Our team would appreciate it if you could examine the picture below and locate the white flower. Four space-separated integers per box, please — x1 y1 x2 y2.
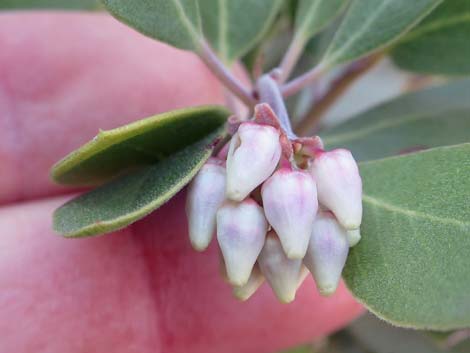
226 122 281 201
232 264 265 301
304 212 349 296
262 168 318 259
309 149 362 230
217 198 267 286
258 231 304 303
185 158 226 251
347 228 361 247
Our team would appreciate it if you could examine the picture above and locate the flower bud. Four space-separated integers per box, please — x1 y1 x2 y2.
217 199 267 286
185 158 226 251
233 264 265 301
309 149 362 230
347 228 361 247
262 168 318 259
226 122 281 201
258 231 304 303
304 212 349 296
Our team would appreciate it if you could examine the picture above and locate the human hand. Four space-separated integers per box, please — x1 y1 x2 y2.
0 12 363 353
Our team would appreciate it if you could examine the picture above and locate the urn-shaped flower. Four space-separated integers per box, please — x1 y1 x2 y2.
309 149 362 230
262 168 318 259
186 158 226 251
217 198 268 286
226 122 281 201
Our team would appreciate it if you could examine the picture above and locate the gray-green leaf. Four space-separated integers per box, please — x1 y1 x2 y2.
53 127 223 237
101 0 202 51
322 0 443 66
345 143 470 330
322 79 470 161
391 0 470 75
51 105 229 186
199 0 283 62
294 0 348 43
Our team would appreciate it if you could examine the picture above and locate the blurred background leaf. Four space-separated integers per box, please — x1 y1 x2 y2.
199 0 283 63
323 79 470 161
322 0 443 67
391 0 470 75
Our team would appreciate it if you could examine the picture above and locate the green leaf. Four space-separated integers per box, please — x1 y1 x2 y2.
101 0 202 51
391 0 470 75
322 79 470 161
0 0 100 10
53 127 223 237
51 105 229 186
345 143 470 330
199 0 283 62
294 0 348 43
321 0 443 66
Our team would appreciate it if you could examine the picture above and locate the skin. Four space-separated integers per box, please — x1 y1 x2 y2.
0 12 363 353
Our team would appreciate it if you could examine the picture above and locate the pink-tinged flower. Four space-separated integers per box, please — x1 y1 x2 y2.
258 231 304 303
309 149 362 230
232 264 265 301
186 158 226 251
226 122 281 201
304 212 349 296
347 228 361 247
262 168 318 259
217 198 267 286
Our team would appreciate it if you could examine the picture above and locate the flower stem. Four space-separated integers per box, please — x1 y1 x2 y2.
281 62 328 97
278 35 306 83
257 74 296 139
295 55 382 134
198 41 256 107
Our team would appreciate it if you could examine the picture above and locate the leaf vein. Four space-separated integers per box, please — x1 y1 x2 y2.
398 13 470 43
363 194 470 228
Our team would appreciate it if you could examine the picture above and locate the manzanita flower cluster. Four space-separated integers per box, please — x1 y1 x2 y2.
186 101 362 303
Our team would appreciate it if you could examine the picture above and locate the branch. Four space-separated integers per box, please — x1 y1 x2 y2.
198 41 256 107
278 35 306 84
281 62 328 97
294 55 382 135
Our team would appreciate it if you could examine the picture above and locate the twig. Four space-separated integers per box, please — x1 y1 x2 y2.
281 62 328 97
442 329 470 350
198 41 256 107
294 55 382 135
257 74 296 139
278 35 306 83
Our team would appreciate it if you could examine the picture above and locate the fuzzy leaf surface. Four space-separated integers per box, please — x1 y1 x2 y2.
345 143 470 330
101 0 202 50
51 105 229 186
53 128 223 237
